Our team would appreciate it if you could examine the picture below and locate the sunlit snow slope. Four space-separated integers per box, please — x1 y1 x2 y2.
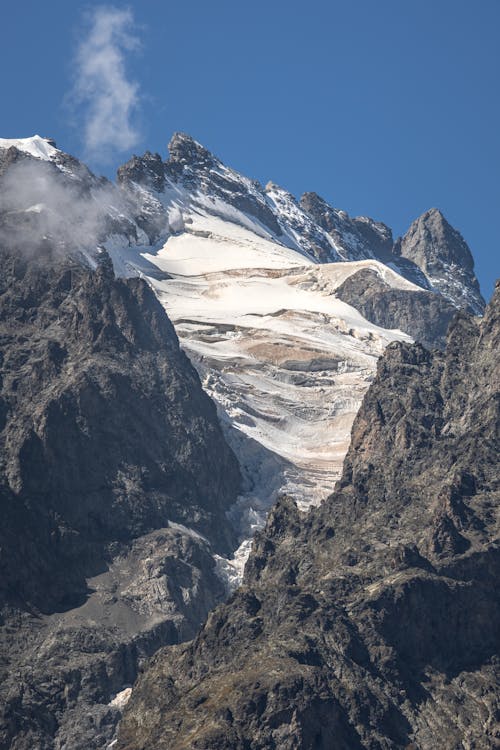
111 201 412 582
2 134 470 587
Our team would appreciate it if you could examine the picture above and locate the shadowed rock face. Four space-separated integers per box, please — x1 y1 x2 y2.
300 191 394 260
0 249 241 749
393 208 485 315
118 283 499 750
335 267 457 350
0 249 240 612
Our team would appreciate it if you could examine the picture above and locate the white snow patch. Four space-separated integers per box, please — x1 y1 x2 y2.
0 135 59 161
215 539 254 592
109 686 132 710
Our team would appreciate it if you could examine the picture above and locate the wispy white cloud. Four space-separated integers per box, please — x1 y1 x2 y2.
72 6 142 160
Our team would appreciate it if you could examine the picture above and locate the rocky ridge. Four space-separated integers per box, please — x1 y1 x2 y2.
394 207 485 315
116 132 484 315
118 283 499 750
0 248 240 749
0 133 491 749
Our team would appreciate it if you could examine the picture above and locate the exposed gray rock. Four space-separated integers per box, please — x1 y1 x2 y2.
394 208 485 314
335 267 457 349
117 151 166 193
0 248 241 749
117 284 500 750
116 151 170 243
299 191 434 289
0 526 227 750
166 133 283 236
300 191 394 261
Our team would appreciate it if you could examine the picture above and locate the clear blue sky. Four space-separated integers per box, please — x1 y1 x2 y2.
1 0 498 298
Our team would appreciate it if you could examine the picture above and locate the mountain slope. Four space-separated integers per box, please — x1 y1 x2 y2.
0 132 491 749
111 134 480 577
115 132 484 312
118 282 499 750
0 248 241 749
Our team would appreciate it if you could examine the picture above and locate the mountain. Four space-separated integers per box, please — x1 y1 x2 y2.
0 133 491 749
111 132 480 578
0 247 240 749
394 208 485 315
115 132 484 315
117 282 500 750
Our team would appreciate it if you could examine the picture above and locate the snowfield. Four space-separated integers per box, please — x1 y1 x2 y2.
110 200 411 585
2 135 415 585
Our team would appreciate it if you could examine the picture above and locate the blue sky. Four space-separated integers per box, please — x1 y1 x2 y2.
1 0 498 298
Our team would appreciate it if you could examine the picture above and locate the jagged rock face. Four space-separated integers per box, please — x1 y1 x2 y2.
118 284 499 750
117 150 166 192
299 192 434 290
394 208 485 314
0 249 240 611
119 133 284 238
0 144 149 256
300 191 394 260
0 248 241 749
116 151 170 244
167 132 215 170
0 526 228 750
335 267 457 350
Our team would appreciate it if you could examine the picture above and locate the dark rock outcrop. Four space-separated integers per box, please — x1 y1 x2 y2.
118 284 499 750
116 151 170 243
166 133 284 236
0 248 241 749
335 267 457 349
394 208 485 314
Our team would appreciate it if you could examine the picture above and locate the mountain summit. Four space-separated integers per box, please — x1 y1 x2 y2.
0 132 493 750
394 207 484 314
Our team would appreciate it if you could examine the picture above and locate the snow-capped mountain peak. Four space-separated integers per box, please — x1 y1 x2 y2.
0 134 59 161
0 130 486 583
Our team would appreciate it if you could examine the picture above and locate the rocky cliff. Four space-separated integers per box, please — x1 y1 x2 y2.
334 267 457 351
393 208 485 315
0 133 492 750
118 283 499 750
0 248 241 749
